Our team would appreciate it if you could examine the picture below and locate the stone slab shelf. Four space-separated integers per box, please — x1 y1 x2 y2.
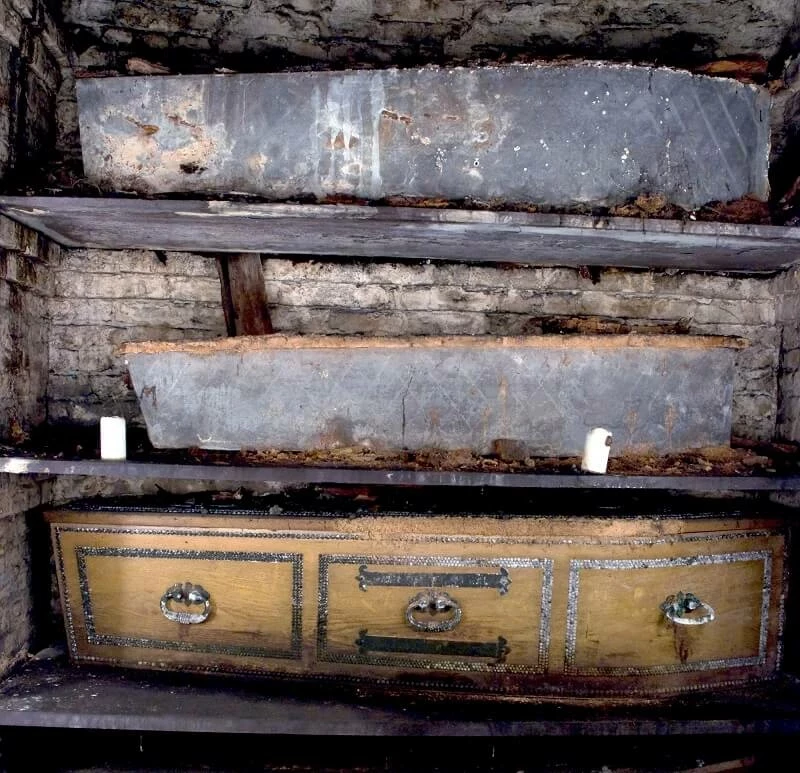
3 456 800 491
3 661 800 737
2 197 799 272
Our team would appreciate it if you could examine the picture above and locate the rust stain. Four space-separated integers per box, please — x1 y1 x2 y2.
380 109 413 125
673 626 692 664
326 131 360 150
695 55 769 83
166 113 194 129
317 417 356 449
102 91 222 194
247 153 269 173
481 405 492 446
498 375 508 432
140 385 157 408
664 404 678 449
378 116 394 145
624 408 639 443
124 117 160 136
473 118 495 148
382 195 451 208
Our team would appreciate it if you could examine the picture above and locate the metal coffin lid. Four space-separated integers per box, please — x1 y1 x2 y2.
76 64 770 209
120 334 743 455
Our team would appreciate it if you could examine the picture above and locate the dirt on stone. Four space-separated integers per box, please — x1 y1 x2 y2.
183 442 789 477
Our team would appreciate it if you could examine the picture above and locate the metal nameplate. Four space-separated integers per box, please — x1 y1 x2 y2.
356 630 510 663
318 553 552 674
357 565 510 594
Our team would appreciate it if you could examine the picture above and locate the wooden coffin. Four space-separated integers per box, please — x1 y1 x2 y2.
49 509 786 700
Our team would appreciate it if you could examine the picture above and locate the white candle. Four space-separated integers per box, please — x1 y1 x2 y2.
581 428 612 474
100 416 127 460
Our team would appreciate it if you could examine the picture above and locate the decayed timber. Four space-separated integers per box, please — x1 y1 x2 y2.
2 198 799 272
118 334 747 354
75 65 770 209
120 334 738 454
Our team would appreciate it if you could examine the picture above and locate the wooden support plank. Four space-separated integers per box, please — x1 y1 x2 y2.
2 456 800 491
1 197 800 272
215 253 272 336
215 255 237 337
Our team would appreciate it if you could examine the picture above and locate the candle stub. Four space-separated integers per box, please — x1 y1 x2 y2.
100 416 127 460
581 428 612 474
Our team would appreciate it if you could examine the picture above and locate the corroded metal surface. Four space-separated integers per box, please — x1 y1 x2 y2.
77 64 770 209
122 335 737 454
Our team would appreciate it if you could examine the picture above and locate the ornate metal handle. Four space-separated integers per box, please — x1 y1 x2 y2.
160 582 211 624
405 590 462 633
661 591 715 626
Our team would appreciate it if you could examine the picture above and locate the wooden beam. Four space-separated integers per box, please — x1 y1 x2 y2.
2 198 800 273
215 253 273 336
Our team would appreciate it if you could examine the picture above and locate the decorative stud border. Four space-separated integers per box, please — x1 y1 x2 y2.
54 524 360 541
564 550 773 675
317 554 552 674
55 530 304 661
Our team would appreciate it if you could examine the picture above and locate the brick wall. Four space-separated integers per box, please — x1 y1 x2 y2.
0 0 68 187
48 249 780 442
64 0 796 68
0 0 66 676
0 218 55 675
776 266 800 442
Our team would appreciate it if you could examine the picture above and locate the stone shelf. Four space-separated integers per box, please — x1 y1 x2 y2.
2 660 800 737
1 197 799 272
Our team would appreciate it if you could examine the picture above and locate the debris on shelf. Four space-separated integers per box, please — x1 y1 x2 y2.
694 56 769 83
2 434 798 478
125 57 171 76
181 443 787 477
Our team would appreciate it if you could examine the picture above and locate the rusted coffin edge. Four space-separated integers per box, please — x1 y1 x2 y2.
121 334 741 455
118 334 748 357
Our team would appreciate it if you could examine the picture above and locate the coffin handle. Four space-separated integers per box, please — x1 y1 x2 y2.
405 590 463 632
661 591 715 626
160 582 212 624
